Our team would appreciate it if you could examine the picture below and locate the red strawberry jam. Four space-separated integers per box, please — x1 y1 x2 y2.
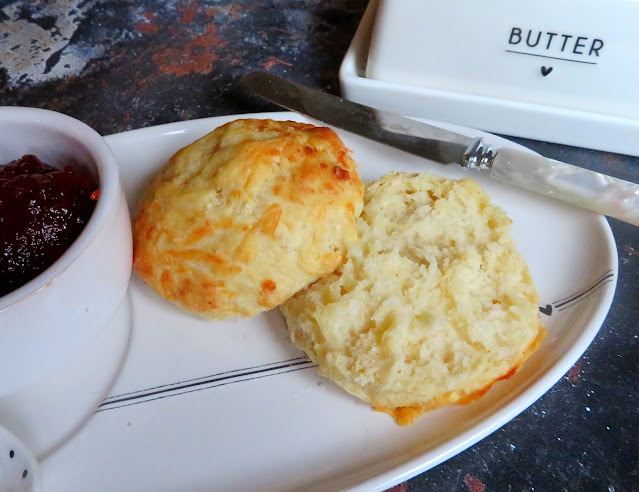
0 155 97 297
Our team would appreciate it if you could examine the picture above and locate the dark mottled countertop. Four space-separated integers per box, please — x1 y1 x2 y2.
1 1 637 491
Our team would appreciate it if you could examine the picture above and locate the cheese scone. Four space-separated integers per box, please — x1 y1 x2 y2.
133 119 363 319
281 172 545 425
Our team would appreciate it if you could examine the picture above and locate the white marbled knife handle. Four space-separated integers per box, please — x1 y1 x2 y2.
489 147 639 226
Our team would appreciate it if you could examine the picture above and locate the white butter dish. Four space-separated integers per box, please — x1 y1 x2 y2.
339 0 639 156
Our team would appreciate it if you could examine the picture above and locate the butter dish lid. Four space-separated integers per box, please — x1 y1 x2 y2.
339 0 639 157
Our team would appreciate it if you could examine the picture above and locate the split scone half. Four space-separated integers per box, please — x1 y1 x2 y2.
281 172 545 425
133 119 363 319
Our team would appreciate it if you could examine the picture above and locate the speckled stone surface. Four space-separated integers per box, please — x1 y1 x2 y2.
1 1 638 491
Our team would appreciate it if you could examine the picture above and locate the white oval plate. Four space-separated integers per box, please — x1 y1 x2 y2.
41 112 617 492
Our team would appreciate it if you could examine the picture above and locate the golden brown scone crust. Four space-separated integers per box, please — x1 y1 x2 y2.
133 118 363 319
282 172 545 425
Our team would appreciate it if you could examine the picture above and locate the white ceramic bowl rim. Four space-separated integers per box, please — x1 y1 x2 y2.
0 107 119 311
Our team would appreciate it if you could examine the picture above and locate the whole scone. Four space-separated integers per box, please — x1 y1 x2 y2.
281 172 545 425
133 118 363 319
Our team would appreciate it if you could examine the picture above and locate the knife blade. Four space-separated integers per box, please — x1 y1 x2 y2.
243 71 639 226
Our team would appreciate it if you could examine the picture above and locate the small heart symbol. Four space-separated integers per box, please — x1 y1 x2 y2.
539 304 553 316
541 66 553 76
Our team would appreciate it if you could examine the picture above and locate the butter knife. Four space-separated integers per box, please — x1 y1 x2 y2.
243 71 639 226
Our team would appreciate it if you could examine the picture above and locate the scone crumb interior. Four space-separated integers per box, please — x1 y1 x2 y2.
281 172 545 424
